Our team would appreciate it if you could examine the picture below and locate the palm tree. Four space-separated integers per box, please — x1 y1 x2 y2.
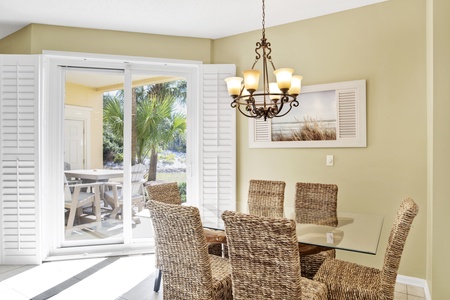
103 81 187 180
138 96 186 180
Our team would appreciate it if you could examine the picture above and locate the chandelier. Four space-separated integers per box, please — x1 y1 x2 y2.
225 0 303 121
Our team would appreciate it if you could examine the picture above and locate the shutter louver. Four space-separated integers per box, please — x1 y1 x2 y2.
200 65 236 228
0 55 40 264
254 118 271 142
337 88 357 139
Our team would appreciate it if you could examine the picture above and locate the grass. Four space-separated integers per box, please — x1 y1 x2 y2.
154 172 187 202
272 116 336 141
155 172 186 183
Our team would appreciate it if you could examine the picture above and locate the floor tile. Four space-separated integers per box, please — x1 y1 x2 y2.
394 291 408 300
395 282 407 293
408 295 425 300
0 287 29 300
2 264 73 298
407 285 425 297
1 256 427 300
50 255 155 300
0 265 37 281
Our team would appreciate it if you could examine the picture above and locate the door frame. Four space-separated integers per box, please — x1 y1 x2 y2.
43 51 201 259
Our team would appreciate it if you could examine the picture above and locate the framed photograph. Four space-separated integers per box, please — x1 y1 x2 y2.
248 79 366 148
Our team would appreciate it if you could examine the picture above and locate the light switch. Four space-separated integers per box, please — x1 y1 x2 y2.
326 232 335 244
326 155 334 166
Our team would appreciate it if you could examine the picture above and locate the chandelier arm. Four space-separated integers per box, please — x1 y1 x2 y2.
273 99 300 118
236 102 257 119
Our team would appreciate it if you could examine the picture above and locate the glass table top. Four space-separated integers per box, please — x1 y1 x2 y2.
296 212 384 255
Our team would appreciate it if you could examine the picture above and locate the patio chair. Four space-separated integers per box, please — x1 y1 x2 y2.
103 163 147 219
64 176 101 231
248 179 286 218
295 182 338 279
147 200 233 300
314 198 419 300
222 210 327 299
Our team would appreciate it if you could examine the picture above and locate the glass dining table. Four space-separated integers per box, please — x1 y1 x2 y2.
204 211 384 256
64 169 124 181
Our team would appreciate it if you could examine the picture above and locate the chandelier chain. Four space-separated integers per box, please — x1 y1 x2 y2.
262 0 266 39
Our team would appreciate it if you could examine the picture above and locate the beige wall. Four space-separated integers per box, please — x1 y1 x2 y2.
213 0 427 279
65 82 104 169
0 26 32 54
430 0 450 297
0 24 212 63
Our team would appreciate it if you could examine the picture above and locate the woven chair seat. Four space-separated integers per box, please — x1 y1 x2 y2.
314 259 381 299
300 248 335 279
210 255 233 299
300 277 329 300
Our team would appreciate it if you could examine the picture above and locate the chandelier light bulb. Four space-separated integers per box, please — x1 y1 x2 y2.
269 82 281 100
225 77 243 97
242 69 261 93
274 68 294 92
288 75 303 96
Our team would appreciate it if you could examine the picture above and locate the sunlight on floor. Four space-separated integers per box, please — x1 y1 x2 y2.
0 255 156 300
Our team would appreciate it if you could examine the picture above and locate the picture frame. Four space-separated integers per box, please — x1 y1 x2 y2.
248 79 366 148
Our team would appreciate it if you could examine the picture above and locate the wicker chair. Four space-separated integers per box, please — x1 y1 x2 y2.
147 200 233 300
248 179 286 218
222 210 327 300
314 198 419 300
146 182 182 292
147 181 225 292
295 182 338 279
146 181 182 205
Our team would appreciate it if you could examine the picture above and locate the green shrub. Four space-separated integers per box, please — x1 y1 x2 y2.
178 182 187 203
159 152 176 164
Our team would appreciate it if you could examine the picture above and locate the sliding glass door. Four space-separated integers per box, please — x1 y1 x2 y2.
59 65 189 252
63 67 126 247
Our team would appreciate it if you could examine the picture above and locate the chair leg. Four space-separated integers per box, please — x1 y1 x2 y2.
66 208 77 230
154 269 162 292
110 207 121 219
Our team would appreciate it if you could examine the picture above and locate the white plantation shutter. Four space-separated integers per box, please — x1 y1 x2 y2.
0 55 41 264
337 88 358 139
200 65 236 228
249 80 366 148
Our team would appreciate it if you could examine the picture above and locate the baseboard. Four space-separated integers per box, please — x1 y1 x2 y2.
397 274 431 300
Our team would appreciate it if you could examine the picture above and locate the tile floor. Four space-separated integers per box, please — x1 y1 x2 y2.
0 255 426 300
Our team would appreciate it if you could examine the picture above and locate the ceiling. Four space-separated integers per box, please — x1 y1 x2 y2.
0 0 386 40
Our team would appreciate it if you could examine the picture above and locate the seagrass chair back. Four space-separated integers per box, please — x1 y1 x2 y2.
295 182 338 279
248 179 286 218
222 210 327 300
148 200 232 300
146 181 182 205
